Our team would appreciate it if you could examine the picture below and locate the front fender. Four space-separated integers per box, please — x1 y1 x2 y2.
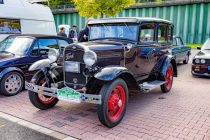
0 67 24 80
94 66 133 81
29 59 51 71
161 56 177 77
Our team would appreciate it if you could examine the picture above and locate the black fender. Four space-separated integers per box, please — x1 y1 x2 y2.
0 67 24 81
93 66 140 92
95 66 133 81
161 55 177 78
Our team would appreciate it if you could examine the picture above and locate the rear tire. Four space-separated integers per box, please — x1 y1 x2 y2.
28 71 58 110
183 54 189 64
0 71 24 96
97 78 128 128
161 64 174 93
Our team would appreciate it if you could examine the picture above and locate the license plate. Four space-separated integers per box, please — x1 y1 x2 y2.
65 61 80 73
208 66 210 70
57 87 81 103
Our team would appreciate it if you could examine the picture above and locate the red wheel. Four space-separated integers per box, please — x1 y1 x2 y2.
97 78 128 128
29 71 58 110
161 64 174 93
108 85 126 121
37 79 56 105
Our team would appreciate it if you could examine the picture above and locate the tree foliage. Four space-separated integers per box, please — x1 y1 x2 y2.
73 0 136 17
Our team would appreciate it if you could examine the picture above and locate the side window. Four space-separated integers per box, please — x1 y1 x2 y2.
58 39 69 52
31 41 39 56
168 25 173 43
158 24 169 43
38 39 59 55
0 18 21 34
140 23 156 44
176 38 183 46
58 39 69 48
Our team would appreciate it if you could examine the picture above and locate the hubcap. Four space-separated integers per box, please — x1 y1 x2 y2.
166 66 173 90
5 74 22 94
38 79 56 104
108 85 126 121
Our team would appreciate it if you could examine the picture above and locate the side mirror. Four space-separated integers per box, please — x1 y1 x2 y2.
197 46 201 50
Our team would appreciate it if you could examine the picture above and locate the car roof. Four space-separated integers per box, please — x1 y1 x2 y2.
7 34 69 40
88 17 172 25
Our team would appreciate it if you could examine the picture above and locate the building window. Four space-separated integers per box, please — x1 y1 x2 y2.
0 0 3 4
0 18 21 34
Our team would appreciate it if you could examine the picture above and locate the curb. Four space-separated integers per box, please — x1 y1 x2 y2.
0 111 78 140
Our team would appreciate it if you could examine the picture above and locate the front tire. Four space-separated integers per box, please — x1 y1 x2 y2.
0 71 24 96
28 71 58 110
161 64 174 93
97 78 128 128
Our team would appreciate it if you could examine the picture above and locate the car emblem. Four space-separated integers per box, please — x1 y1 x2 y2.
72 46 76 49
66 53 74 60
73 78 78 83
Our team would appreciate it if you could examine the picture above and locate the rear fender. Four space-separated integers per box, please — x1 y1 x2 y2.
161 56 177 78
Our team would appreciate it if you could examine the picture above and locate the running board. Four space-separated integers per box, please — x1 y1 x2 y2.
139 80 165 93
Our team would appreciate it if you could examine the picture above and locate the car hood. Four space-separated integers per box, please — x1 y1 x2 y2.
0 54 23 67
75 41 126 51
194 50 210 59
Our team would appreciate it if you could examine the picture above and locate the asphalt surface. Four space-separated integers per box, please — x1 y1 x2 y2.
0 117 58 140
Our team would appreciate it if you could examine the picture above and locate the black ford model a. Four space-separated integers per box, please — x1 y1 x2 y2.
26 18 177 128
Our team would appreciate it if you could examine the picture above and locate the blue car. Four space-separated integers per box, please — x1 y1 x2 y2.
0 35 72 96
172 36 191 64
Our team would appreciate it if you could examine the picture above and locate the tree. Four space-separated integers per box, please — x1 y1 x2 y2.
73 0 136 17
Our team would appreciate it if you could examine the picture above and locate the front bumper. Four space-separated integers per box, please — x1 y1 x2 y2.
191 65 210 77
25 82 101 104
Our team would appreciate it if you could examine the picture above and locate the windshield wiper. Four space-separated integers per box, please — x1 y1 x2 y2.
0 51 15 56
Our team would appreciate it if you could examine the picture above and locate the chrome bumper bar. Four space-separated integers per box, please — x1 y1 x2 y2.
25 82 102 104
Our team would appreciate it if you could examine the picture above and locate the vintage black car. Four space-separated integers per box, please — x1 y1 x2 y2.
0 35 72 96
26 18 177 128
172 36 191 64
192 38 210 77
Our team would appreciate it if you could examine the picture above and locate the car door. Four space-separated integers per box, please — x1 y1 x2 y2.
157 23 172 56
126 22 158 81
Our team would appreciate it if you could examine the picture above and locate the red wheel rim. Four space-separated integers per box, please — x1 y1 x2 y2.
166 66 173 90
107 85 126 121
38 79 56 105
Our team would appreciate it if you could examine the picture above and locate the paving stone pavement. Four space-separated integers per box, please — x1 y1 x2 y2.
0 49 210 140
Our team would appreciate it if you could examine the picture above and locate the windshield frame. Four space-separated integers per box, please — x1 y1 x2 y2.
0 36 35 56
201 39 210 50
89 23 139 42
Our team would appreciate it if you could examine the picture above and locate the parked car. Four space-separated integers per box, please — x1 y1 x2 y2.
26 17 177 128
0 35 72 96
172 36 191 64
192 38 210 77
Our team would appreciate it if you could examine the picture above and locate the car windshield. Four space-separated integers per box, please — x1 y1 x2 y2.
202 39 210 50
0 37 33 56
89 24 138 41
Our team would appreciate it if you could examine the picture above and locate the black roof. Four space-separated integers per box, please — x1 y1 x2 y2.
7 34 69 40
88 17 172 25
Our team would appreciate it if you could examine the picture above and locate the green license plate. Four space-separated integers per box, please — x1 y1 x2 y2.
57 87 81 103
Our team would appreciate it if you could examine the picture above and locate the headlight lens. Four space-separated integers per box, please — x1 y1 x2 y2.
201 59 206 64
48 49 59 63
195 59 200 64
83 51 97 66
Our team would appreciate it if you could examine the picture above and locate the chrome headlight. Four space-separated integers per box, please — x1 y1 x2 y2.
195 59 200 64
83 51 97 66
201 59 206 64
48 49 59 63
